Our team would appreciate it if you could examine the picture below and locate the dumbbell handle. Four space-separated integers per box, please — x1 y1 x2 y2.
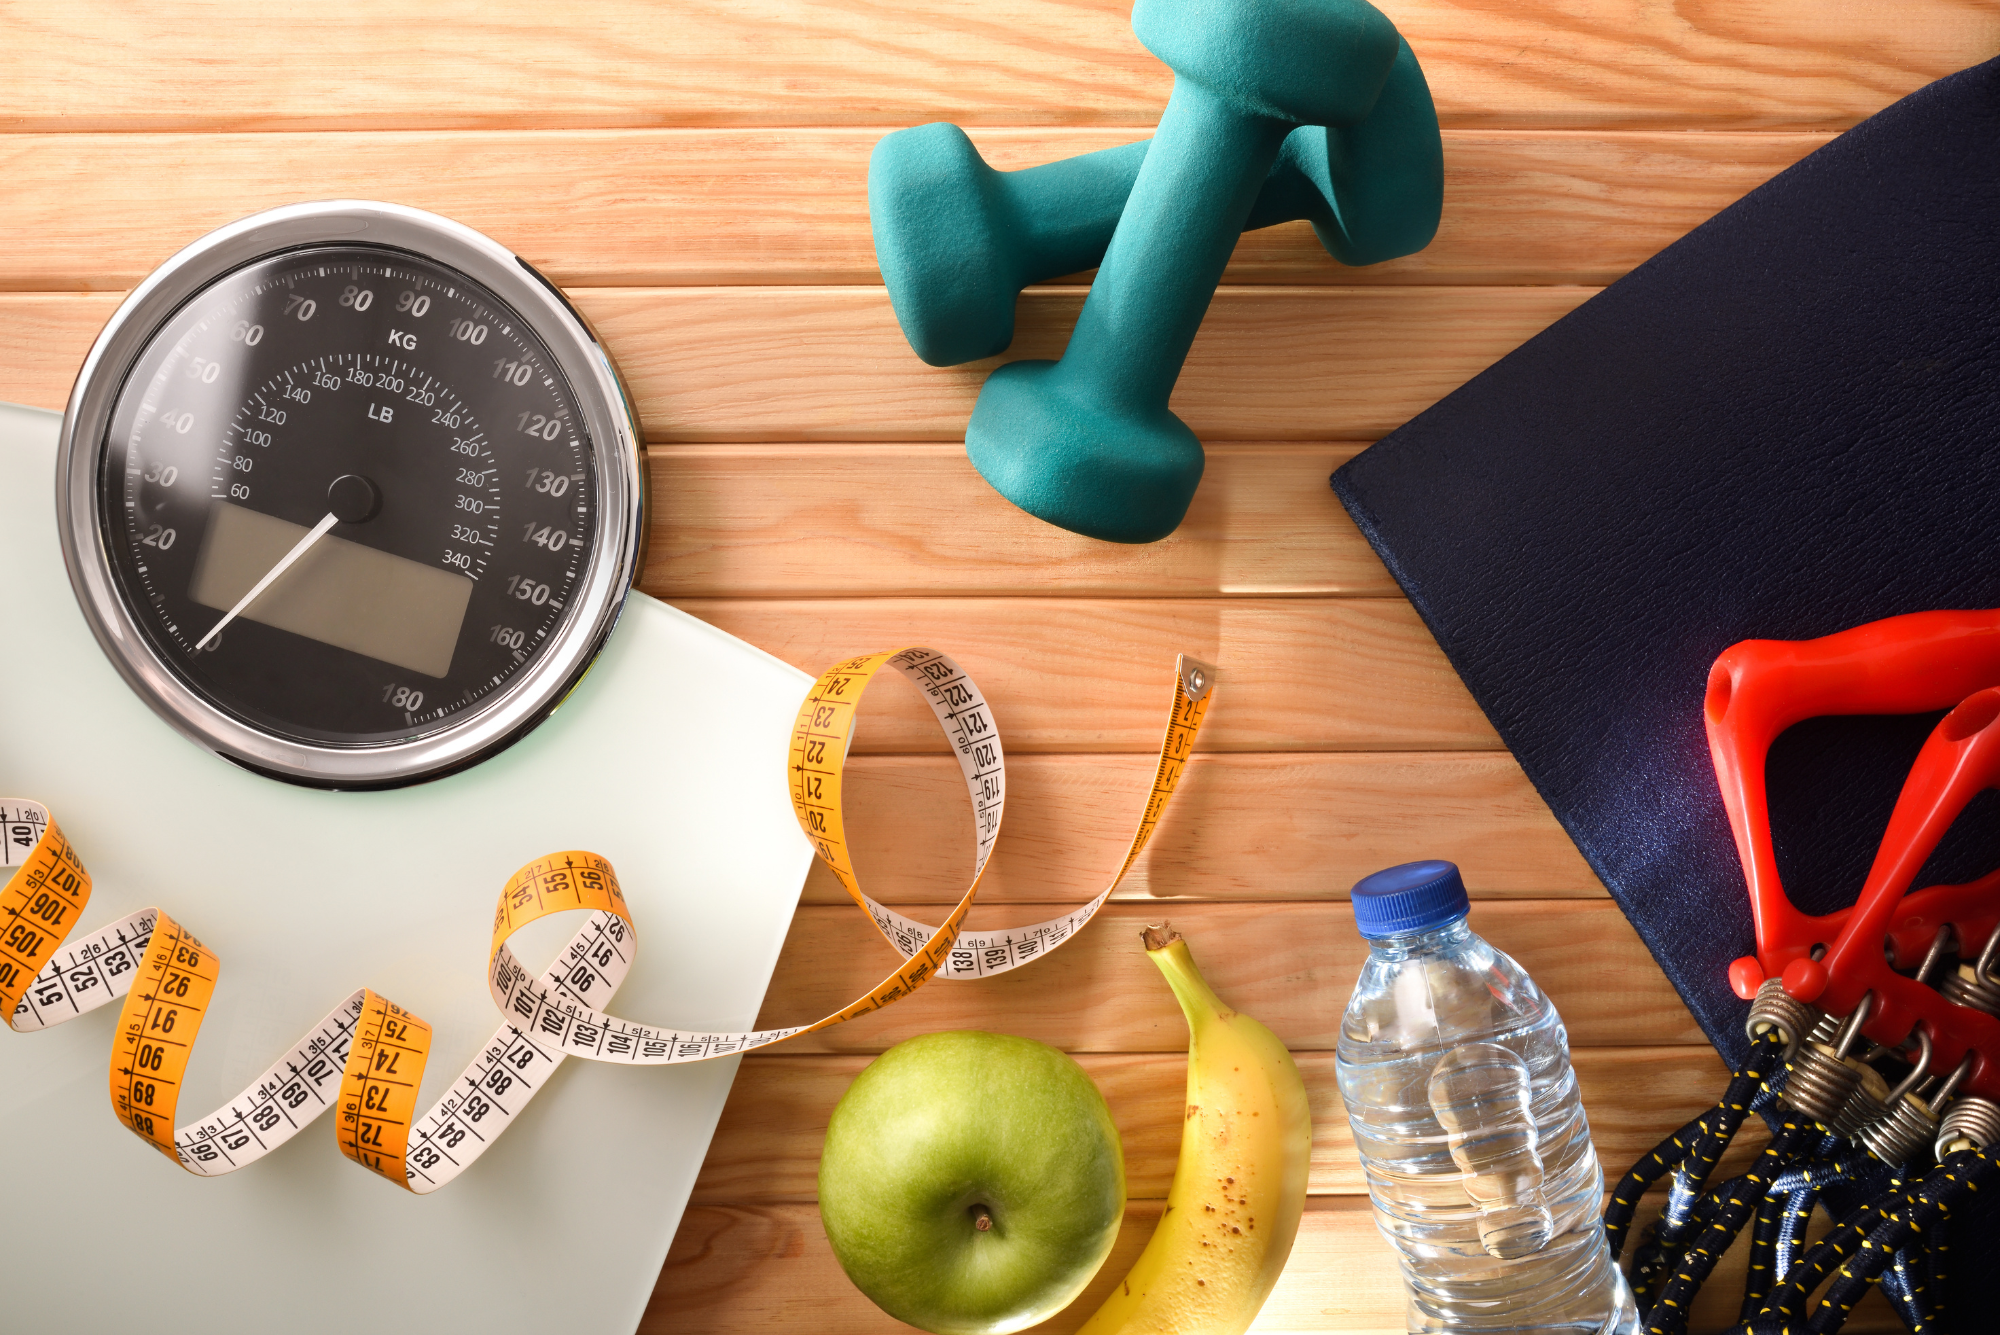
992 33 1435 284
986 39 1435 284
876 130 1301 367
1065 82 1289 413
986 139 1153 291
985 133 1334 290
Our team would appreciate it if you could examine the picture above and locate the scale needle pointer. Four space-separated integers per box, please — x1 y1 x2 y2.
195 511 340 651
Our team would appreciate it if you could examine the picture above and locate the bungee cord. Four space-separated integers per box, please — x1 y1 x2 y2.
1604 980 2000 1335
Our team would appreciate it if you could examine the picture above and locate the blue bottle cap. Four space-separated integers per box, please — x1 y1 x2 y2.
1350 860 1470 938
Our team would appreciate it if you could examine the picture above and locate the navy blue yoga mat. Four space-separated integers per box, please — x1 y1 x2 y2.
1333 56 2000 1065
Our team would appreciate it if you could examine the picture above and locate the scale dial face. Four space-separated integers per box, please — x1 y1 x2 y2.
60 205 644 788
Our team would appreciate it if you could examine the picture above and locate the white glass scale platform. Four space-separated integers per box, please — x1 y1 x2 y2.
0 400 815 1332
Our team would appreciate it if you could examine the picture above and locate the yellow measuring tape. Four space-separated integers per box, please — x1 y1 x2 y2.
2 648 1215 1191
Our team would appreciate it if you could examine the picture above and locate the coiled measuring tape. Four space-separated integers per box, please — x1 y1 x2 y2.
1 648 1214 1191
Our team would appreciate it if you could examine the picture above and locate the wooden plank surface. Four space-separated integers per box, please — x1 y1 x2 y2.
0 129 1827 291
595 285 1576 443
796 751 1600 905
754 901 1701 1054
676 598 1495 753
648 444 1395 597
0 286 1592 440
4 1 1992 132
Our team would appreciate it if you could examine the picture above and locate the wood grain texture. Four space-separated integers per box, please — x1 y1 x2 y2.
691 1046 1742 1203
675 598 1496 753
596 285 1587 443
646 1197 1898 1335
4 1 1993 132
648 443 1397 597
799 751 1600 905
0 129 1828 291
754 901 1702 1054
0 286 1594 440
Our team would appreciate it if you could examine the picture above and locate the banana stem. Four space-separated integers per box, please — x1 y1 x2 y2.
1142 924 1229 1035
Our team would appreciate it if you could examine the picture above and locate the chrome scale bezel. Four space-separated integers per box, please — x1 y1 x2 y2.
57 201 646 790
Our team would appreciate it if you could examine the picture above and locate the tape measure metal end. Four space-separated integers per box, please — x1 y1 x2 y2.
1178 656 1218 704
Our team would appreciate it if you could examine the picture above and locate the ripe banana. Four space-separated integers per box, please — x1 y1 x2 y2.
1075 924 1311 1335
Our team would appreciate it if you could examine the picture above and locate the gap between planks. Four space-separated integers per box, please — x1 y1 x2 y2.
645 443 1397 599
753 900 1703 1054
791 750 1601 905
669 596 1499 754
693 1047 1744 1203
2 284 1596 441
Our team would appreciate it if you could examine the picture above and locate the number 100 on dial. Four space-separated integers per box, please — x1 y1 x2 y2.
59 202 646 788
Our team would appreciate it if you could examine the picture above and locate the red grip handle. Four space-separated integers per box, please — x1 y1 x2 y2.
1705 609 2000 1099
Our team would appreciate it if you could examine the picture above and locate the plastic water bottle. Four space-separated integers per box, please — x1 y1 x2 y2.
1335 860 1638 1334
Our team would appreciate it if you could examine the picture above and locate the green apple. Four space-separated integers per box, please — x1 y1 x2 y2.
818 1029 1126 1334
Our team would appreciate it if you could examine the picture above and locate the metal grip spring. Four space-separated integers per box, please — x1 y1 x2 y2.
1782 1043 1864 1129
1744 978 1821 1061
1781 994 1875 1132
1858 1095 1938 1166
1829 1065 1890 1138
1938 964 2000 1017
1935 1095 2000 1159
1805 1010 1844 1047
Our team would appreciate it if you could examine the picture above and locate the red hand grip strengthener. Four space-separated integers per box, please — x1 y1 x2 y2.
1707 609 2000 1102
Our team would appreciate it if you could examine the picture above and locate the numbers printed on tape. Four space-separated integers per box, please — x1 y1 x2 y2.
788 649 1217 993
2 652 1215 1190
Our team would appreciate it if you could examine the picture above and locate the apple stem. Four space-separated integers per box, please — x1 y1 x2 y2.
973 1206 993 1232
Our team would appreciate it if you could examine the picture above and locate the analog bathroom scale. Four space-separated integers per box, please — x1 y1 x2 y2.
0 202 816 1333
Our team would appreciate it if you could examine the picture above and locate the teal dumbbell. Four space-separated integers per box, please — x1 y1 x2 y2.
871 37 1440 368
965 0 1404 544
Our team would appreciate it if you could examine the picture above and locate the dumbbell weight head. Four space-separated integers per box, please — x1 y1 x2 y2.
966 0 1404 542
1259 39 1442 267
870 128 1148 368
1132 0 1399 129
872 38 1440 368
968 367 1206 543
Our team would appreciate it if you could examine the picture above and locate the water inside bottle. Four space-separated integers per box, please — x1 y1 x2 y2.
1426 1041 1554 1259
1337 915 1638 1334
